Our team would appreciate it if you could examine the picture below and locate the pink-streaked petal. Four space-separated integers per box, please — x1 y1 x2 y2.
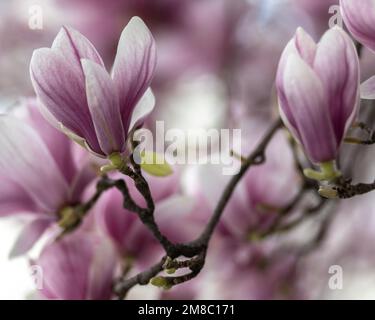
361 76 375 99
82 59 125 155
52 26 104 70
276 41 303 140
95 190 137 252
128 88 155 132
282 54 337 163
340 0 375 52
111 17 157 131
25 98 76 185
30 48 102 154
87 237 117 300
0 116 69 213
9 218 52 258
95 189 155 257
276 39 299 86
38 233 93 300
68 162 97 204
0 178 37 216
313 27 360 144
294 27 317 66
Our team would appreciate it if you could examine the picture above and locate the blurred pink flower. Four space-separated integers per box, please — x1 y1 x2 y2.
30 17 156 157
189 128 302 299
199 130 300 239
203 240 301 299
35 231 117 300
95 170 194 267
0 99 97 257
276 27 359 163
340 0 375 53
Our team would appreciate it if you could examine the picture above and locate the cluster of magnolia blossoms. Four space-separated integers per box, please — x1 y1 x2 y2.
0 17 169 299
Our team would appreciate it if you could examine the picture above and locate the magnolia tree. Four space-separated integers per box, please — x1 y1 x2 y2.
1 0 375 299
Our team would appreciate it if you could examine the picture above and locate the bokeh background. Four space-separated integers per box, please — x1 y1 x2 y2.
1 0 375 299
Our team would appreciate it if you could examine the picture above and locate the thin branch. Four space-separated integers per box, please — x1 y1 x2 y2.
326 178 375 199
114 257 166 299
113 118 283 297
196 118 283 245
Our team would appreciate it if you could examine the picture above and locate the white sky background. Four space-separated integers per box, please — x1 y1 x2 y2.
0 218 36 299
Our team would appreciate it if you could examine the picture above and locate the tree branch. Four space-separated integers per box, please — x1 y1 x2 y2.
113 118 283 298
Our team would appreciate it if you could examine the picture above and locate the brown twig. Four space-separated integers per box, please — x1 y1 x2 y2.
112 118 283 298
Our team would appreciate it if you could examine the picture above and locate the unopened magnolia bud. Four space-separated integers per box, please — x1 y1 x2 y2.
276 27 359 164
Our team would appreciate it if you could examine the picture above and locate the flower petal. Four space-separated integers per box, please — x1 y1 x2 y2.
128 88 155 132
68 162 97 204
52 26 104 70
276 32 315 142
9 218 52 258
276 41 302 142
0 178 37 216
313 27 360 144
294 27 317 66
340 0 375 52
111 17 157 130
30 48 101 154
37 233 93 299
361 76 375 99
0 116 69 212
82 59 126 155
25 98 76 185
87 237 117 300
282 54 337 163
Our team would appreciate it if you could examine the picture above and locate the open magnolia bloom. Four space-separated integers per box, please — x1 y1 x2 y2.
0 100 97 257
35 231 117 300
276 27 360 181
30 17 156 160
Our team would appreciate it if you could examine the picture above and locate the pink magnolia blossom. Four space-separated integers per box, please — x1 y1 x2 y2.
202 240 301 299
276 27 360 164
0 100 97 257
30 17 156 158
340 0 375 53
35 231 117 300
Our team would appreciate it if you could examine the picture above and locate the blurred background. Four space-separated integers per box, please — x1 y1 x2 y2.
1 0 375 299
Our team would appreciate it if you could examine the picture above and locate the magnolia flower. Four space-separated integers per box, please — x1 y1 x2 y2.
276 27 359 180
35 232 117 300
30 17 156 159
340 0 375 53
0 100 97 257
201 240 301 299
